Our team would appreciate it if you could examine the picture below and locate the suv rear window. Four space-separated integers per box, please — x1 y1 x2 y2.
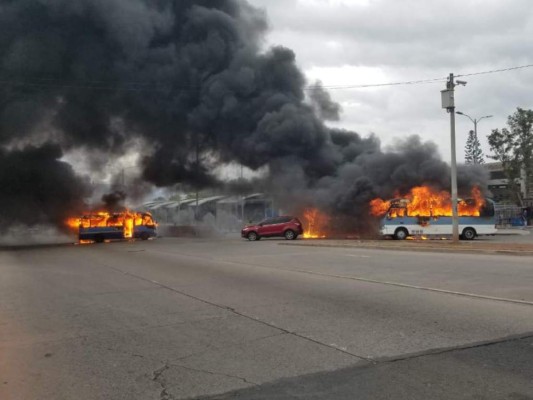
261 217 294 225
261 218 280 225
279 217 293 223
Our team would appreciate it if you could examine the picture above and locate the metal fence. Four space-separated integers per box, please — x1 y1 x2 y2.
494 205 528 227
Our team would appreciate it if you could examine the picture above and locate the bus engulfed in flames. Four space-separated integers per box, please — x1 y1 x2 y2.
370 186 485 218
369 186 496 240
66 211 157 243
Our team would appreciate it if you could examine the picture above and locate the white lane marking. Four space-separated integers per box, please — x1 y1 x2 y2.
129 246 533 307
288 268 533 307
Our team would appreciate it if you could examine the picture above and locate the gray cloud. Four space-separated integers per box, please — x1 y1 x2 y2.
248 0 533 163
251 0 533 68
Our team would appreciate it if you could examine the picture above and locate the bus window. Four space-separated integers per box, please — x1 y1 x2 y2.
480 201 495 217
388 207 406 218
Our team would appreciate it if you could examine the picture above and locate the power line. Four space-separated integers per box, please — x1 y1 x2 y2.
456 63 533 78
316 76 448 90
315 63 533 90
0 79 181 93
0 63 531 93
0 76 450 92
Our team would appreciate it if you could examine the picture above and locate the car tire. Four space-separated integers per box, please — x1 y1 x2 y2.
94 234 104 244
140 232 149 241
394 228 408 240
461 227 476 240
284 230 296 240
247 232 259 241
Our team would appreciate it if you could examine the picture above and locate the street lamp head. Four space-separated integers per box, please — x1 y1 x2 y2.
456 111 464 115
456 80 467 86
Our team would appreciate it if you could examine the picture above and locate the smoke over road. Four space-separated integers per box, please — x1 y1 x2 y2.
0 0 486 230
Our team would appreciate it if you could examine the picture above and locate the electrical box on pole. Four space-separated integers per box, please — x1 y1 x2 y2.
441 89 454 110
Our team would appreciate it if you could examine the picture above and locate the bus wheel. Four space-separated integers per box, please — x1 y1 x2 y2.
394 228 408 240
94 235 104 244
461 227 476 240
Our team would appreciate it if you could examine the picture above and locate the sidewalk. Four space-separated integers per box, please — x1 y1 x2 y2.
495 228 530 235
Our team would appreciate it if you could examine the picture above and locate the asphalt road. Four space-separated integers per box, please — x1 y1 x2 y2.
1 238 532 399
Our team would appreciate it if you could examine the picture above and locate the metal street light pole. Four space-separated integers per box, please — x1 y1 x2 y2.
240 164 245 223
194 134 199 222
456 112 493 163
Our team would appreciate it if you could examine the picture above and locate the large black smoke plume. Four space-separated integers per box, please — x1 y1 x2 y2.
0 0 486 230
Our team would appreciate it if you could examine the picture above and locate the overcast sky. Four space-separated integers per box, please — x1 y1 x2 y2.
247 0 533 162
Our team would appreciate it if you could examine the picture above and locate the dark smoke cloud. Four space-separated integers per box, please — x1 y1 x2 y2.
309 81 341 121
0 143 89 230
0 0 486 229
101 190 127 212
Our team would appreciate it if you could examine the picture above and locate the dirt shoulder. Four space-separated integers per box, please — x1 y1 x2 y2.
280 239 533 256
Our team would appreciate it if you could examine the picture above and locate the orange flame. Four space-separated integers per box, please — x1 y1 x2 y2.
66 217 82 229
369 198 392 217
302 208 329 239
123 211 134 238
370 186 485 218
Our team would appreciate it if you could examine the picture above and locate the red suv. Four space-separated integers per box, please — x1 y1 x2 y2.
241 216 304 241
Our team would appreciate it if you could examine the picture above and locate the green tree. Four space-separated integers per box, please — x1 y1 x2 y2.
464 130 485 165
488 107 533 203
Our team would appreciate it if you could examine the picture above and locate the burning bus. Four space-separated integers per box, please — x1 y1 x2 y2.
68 211 157 243
370 186 496 240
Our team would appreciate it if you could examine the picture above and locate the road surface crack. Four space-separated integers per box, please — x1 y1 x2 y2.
175 332 289 363
152 363 174 400
103 264 373 363
171 364 258 386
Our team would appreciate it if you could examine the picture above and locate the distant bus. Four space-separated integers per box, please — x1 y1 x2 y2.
379 199 496 240
77 212 157 243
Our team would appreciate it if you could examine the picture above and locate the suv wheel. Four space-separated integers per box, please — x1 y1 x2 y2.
284 230 296 240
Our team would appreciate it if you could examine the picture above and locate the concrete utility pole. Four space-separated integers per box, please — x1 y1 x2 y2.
441 73 463 243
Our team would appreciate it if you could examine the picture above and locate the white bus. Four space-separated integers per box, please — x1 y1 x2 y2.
379 199 497 240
